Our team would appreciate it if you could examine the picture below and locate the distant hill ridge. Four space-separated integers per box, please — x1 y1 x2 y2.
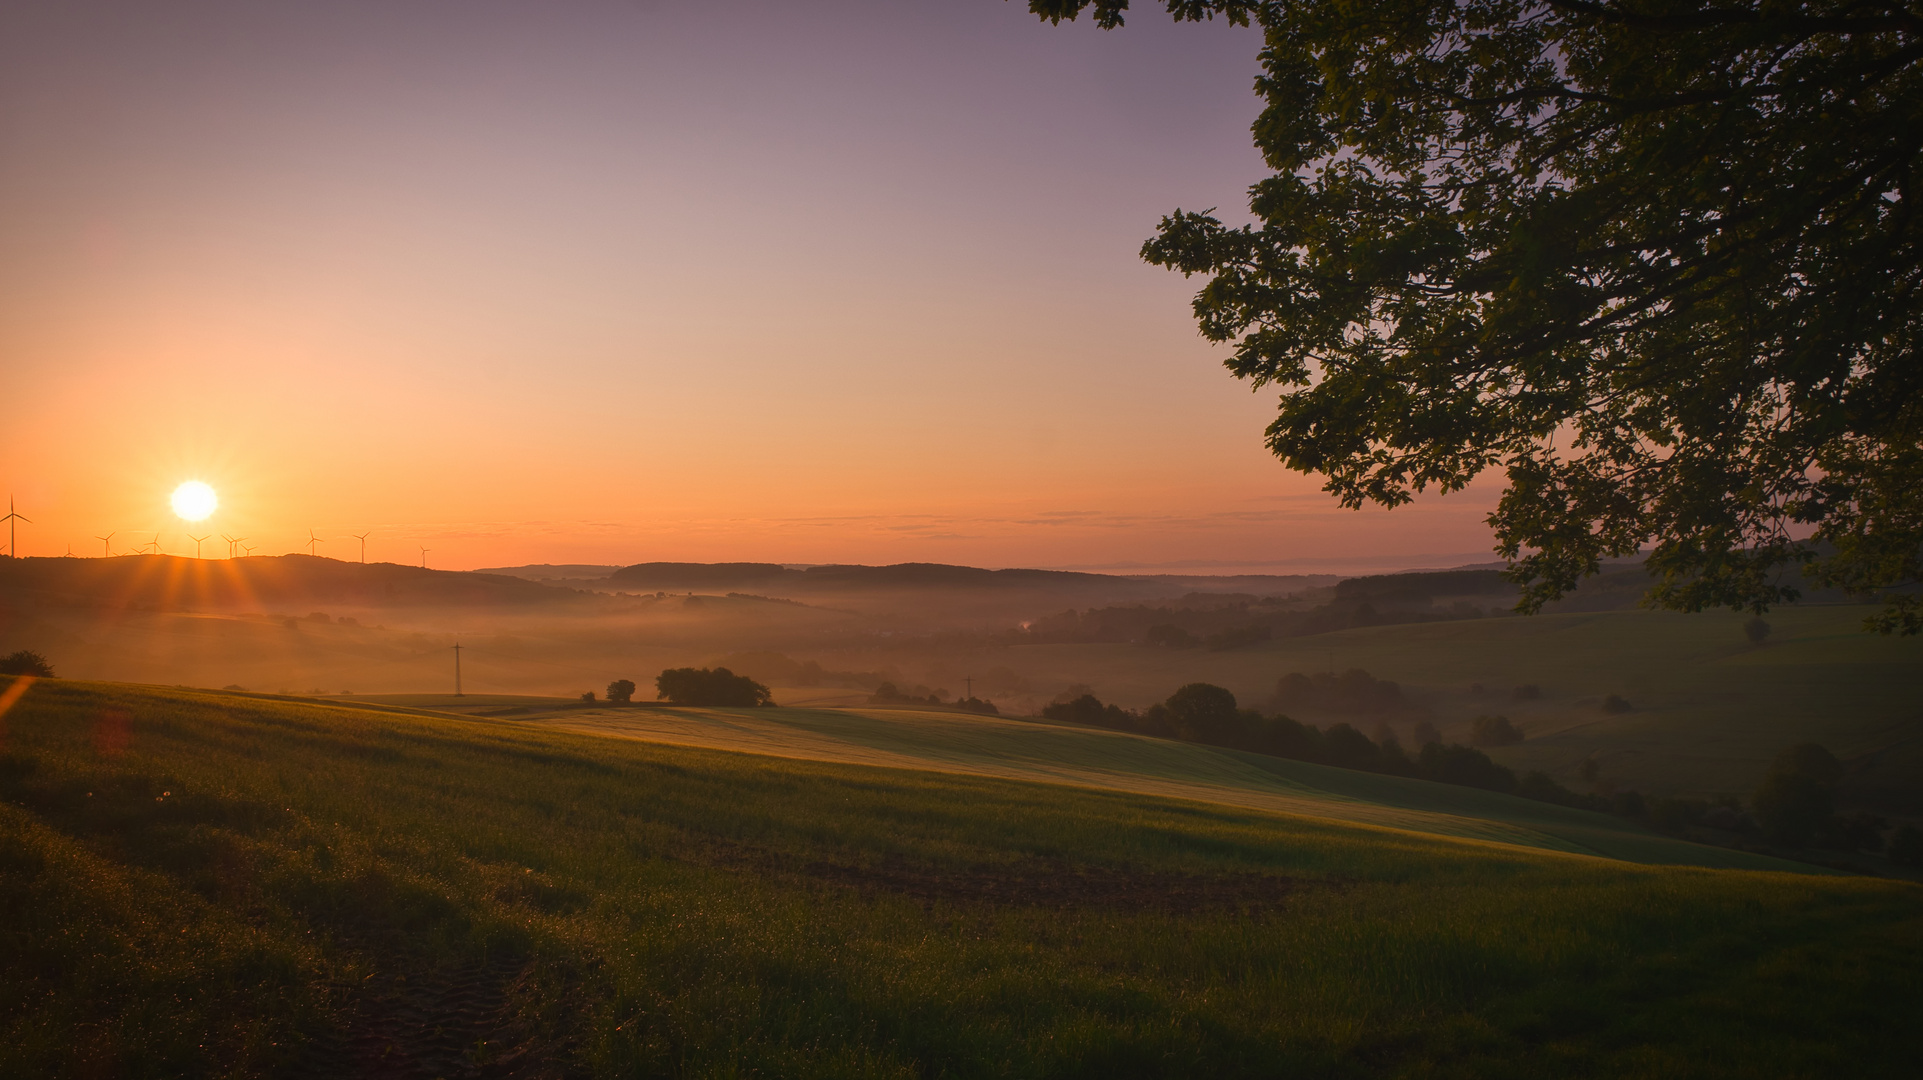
0 554 585 612
608 561 1145 591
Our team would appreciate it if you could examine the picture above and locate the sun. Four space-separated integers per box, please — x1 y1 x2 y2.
170 481 218 522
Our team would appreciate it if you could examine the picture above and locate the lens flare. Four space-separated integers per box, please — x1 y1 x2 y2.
170 481 218 521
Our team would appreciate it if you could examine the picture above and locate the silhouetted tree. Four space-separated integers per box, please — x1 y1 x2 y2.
1744 617 1773 645
655 667 773 707
606 679 636 704
1163 683 1241 744
0 650 54 677
1032 1 1923 631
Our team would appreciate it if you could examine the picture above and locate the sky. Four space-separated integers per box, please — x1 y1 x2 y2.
0 0 1504 573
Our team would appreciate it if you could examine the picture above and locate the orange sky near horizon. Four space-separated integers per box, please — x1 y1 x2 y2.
0 1 1504 574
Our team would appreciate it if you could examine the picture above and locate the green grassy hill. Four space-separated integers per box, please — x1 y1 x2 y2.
512 701 1805 870
3 677 1919 1077
971 604 1923 808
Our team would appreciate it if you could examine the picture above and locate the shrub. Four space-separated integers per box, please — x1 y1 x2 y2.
0 650 55 677
580 691 596 702
1601 694 1632 714
955 696 1000 716
606 679 636 704
1743 616 1772 644
1469 714 1524 747
655 667 773 707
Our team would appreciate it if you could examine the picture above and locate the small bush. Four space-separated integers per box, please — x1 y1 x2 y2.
1743 616 1772 644
606 679 636 704
0 650 55 677
580 691 596 702
1601 694 1632 714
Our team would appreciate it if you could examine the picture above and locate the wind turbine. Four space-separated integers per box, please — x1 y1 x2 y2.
141 533 160 555
351 531 370 563
1 496 28 558
188 534 210 558
419 546 430 569
241 542 256 556
95 532 115 557
306 529 324 557
221 534 236 557
231 536 248 558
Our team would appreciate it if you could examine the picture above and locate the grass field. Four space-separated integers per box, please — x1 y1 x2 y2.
4 676 1920 1078
506 701 1808 870
968 604 1923 806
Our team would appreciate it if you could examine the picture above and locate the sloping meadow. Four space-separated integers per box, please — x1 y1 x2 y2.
2 678 1919 1078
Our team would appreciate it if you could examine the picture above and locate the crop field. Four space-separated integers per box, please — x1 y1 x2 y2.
3 676 1919 1078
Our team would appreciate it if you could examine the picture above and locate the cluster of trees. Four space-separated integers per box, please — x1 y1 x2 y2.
1265 669 1411 716
1042 683 1579 800
868 682 1000 715
0 650 54 677
654 667 773 707
1469 715 1524 748
1042 682 1923 864
1748 743 1919 861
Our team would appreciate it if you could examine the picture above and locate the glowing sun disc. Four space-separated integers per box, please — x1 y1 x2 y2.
171 481 218 522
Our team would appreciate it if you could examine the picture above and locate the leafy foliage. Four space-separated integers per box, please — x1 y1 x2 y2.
653 667 773 707
1032 0 1923 628
0 650 54 677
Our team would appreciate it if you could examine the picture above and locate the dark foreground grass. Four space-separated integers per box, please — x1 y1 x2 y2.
2 678 1919 1078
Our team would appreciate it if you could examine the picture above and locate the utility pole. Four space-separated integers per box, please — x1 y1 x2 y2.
964 676 974 700
453 643 463 696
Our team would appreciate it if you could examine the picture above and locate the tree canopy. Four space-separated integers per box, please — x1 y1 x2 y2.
655 667 775 707
1030 0 1923 630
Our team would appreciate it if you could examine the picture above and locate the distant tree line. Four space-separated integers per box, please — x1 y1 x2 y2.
1008 575 1516 650
1042 678 1923 866
868 682 1000 715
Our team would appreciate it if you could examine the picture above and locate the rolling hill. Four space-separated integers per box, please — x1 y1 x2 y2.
4 676 1918 1078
